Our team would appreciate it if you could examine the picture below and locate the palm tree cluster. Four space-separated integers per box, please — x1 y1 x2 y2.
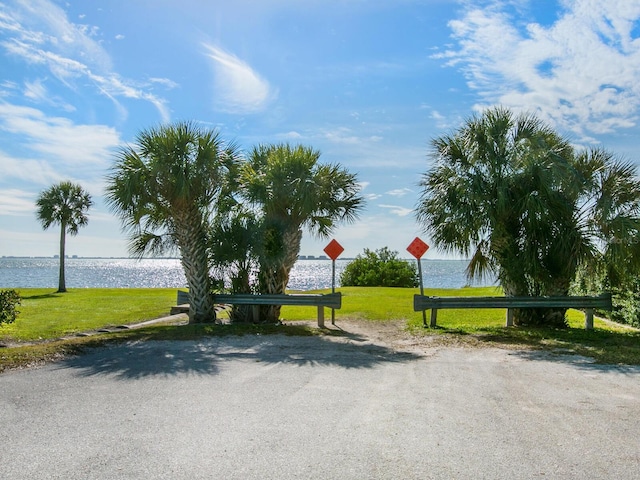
105 122 364 324
416 107 640 327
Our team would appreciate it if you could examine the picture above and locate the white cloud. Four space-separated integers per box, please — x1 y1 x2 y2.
442 0 640 138
278 131 303 140
2 0 113 71
324 127 384 145
386 188 413 197
0 0 170 121
23 78 75 111
378 204 414 217
0 188 36 215
149 77 179 90
203 43 276 114
0 102 120 173
23 78 46 101
0 149 60 185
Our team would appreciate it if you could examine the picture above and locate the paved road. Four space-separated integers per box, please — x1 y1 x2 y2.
1 329 639 479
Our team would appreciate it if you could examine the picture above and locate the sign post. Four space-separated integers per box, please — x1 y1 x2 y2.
323 239 344 325
407 237 430 327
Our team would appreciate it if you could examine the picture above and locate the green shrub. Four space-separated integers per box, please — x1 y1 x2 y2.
340 247 419 287
0 289 21 325
608 284 640 328
572 266 640 328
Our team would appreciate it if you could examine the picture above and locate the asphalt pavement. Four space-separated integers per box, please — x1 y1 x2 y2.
1 328 639 479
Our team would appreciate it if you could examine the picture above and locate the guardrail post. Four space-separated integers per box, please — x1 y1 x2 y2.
317 306 325 328
585 309 594 330
506 309 514 327
430 308 438 328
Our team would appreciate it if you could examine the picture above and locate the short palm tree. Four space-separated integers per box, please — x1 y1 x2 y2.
241 143 364 322
416 107 640 327
105 121 240 323
36 181 92 293
573 148 640 286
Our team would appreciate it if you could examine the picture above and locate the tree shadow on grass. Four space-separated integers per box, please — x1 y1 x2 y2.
468 326 640 369
20 291 63 301
57 324 422 380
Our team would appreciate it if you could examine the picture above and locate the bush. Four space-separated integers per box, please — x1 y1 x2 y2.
610 286 640 327
0 289 21 325
572 266 640 328
340 247 419 287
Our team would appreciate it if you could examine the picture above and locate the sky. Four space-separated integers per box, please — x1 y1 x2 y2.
1 0 640 259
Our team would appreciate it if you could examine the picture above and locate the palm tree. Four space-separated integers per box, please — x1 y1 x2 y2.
240 143 364 322
36 181 92 293
573 148 640 291
105 121 240 324
415 107 640 327
208 204 261 323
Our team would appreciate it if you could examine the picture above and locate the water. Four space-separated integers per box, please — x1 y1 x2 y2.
0 257 495 290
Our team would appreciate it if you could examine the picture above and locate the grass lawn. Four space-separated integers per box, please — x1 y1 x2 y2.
0 288 177 342
1 286 639 372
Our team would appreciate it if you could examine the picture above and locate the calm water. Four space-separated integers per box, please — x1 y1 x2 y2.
0 257 495 290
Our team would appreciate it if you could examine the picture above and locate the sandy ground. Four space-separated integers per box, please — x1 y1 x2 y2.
1 318 639 479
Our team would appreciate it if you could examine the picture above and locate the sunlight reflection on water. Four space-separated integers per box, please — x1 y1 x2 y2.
0 257 495 290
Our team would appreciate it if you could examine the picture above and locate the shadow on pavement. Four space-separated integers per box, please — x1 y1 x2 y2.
57 332 423 380
507 348 640 375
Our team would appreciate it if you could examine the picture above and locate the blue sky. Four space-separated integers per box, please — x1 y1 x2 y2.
1 0 640 259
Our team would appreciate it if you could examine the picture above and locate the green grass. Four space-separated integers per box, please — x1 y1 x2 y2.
282 286 505 323
1 288 177 342
1 286 639 372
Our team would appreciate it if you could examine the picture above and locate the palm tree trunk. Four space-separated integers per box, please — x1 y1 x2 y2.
259 228 303 322
58 223 66 293
174 211 216 324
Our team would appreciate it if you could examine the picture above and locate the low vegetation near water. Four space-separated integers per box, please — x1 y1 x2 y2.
1 287 639 372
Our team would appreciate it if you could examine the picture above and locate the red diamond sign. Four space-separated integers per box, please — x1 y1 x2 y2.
324 239 345 260
407 237 429 259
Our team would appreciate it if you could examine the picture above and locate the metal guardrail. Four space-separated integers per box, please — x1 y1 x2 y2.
213 292 342 309
413 293 612 330
175 291 341 327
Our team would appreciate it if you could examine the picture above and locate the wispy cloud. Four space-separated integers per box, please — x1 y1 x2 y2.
0 148 60 185
23 78 75 111
0 0 170 121
0 103 120 175
324 127 384 145
0 188 36 215
440 0 640 139
277 130 303 140
378 204 414 217
364 193 382 201
386 187 413 197
203 43 276 114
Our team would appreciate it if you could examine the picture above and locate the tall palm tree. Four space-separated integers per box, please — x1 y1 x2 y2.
36 181 92 293
241 143 364 322
105 121 240 324
416 107 640 327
